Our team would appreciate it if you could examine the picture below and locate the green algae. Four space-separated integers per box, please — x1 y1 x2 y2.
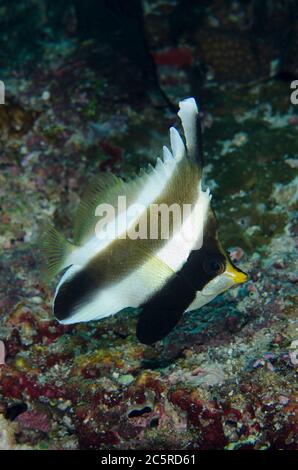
199 82 297 251
43 124 66 142
82 97 100 120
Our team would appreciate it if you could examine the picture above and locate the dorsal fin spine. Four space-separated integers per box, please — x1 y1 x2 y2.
169 127 185 161
178 97 202 164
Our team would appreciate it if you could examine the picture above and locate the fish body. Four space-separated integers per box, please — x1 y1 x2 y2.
42 98 247 344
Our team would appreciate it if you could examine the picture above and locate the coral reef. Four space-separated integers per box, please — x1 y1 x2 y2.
0 0 297 451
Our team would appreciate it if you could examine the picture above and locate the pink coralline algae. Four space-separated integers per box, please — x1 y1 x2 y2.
16 410 51 433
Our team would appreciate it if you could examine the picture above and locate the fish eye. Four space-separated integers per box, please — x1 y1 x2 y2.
203 255 225 276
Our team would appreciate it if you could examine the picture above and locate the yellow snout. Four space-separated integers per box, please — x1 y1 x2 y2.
225 259 248 284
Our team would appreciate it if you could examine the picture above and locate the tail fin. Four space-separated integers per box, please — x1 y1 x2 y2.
178 97 203 165
39 224 75 281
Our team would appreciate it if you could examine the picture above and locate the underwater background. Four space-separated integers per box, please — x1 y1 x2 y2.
0 0 297 450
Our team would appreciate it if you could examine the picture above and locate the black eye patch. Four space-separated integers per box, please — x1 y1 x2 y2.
203 253 225 276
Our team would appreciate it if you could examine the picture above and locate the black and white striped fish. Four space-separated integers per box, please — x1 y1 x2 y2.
41 98 247 344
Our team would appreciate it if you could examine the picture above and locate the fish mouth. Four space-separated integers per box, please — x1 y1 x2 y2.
225 259 248 284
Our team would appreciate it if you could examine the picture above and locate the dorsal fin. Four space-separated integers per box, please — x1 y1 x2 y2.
73 136 186 247
73 98 201 247
73 173 125 245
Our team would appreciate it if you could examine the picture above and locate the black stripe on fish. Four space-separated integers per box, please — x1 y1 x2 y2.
136 271 196 344
195 112 204 166
136 243 226 344
54 268 99 321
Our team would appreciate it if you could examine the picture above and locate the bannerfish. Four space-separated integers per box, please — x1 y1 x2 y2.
41 97 248 344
